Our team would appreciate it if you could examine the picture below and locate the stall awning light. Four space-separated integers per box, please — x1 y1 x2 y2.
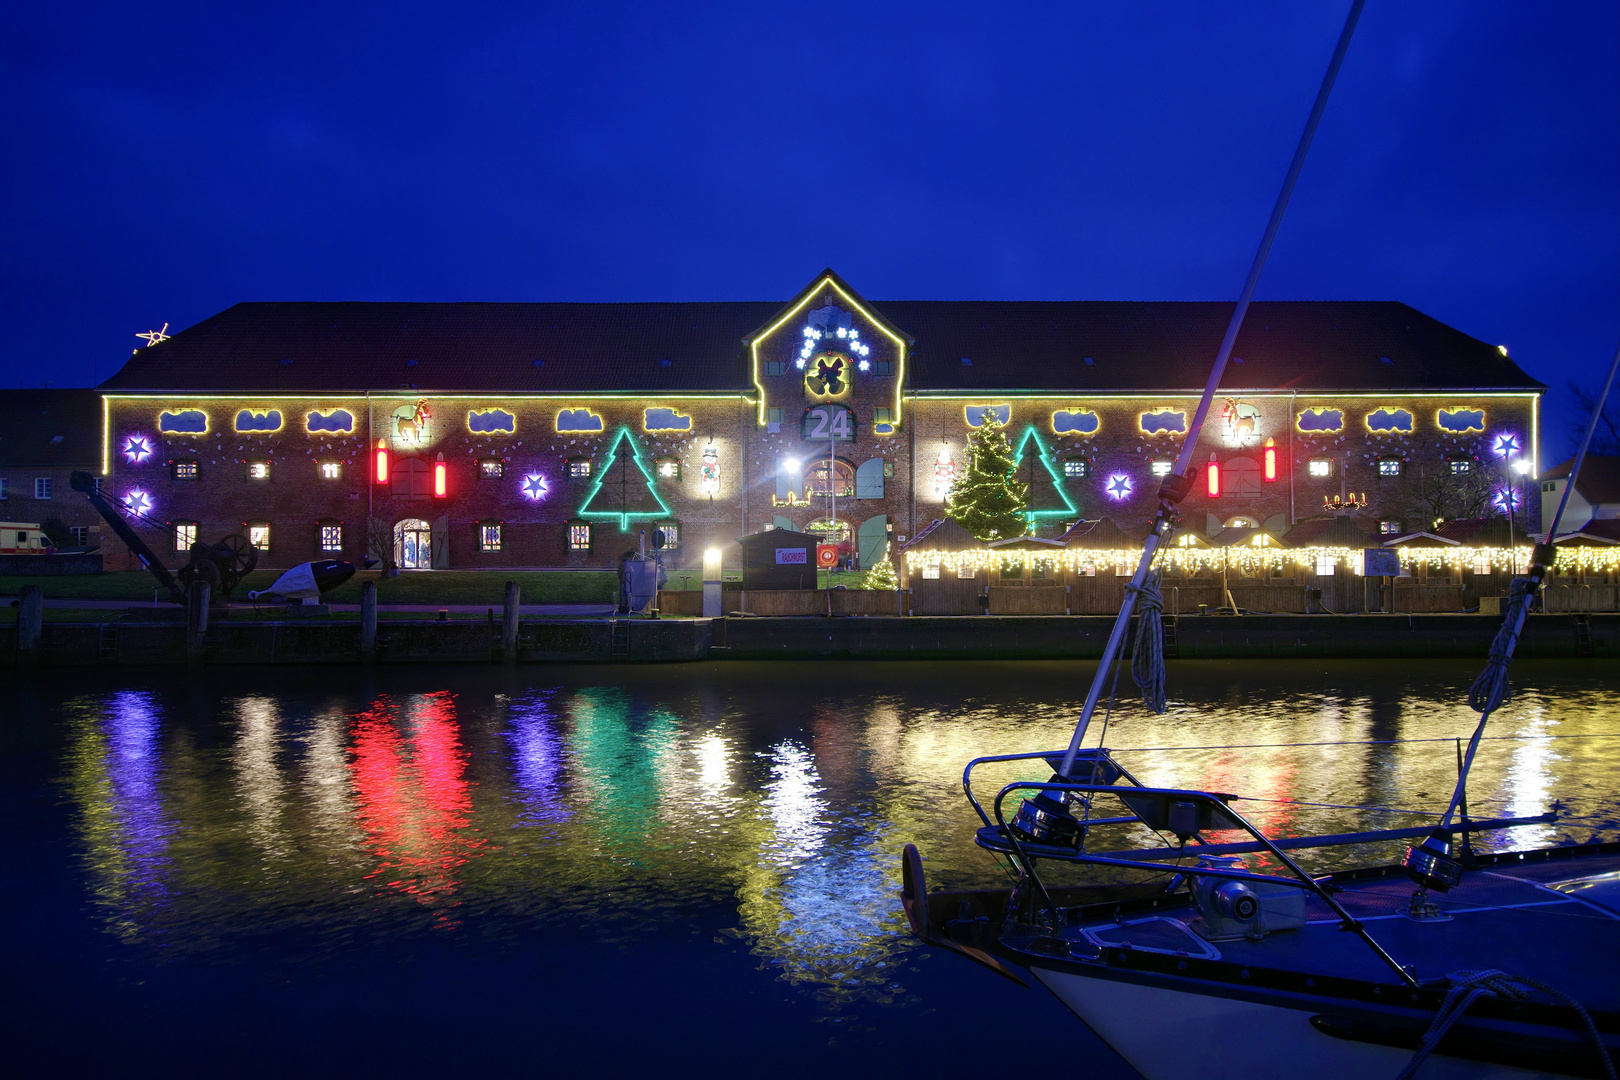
434 453 447 498
1206 454 1220 498
1264 437 1277 482
375 440 389 485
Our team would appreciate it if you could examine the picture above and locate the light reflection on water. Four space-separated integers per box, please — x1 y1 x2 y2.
43 662 1620 1010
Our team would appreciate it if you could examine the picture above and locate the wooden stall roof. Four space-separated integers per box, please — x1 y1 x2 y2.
1283 515 1377 548
986 535 1067 552
1382 531 1460 547
1056 518 1141 549
898 518 985 553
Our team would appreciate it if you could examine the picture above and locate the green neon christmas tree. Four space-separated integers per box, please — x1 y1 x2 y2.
946 423 1029 541
1012 425 1080 532
578 428 672 531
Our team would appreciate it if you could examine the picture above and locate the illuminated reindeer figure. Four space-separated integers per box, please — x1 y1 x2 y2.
395 399 432 443
1221 397 1261 442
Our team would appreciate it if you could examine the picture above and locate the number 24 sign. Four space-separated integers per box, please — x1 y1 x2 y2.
802 404 854 442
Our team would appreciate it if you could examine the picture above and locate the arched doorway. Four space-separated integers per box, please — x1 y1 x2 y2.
394 518 432 569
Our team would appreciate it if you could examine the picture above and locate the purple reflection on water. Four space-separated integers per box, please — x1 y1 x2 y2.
106 690 172 893
504 693 570 824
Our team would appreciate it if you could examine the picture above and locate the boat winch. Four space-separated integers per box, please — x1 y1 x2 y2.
1010 786 1086 849
1190 855 1306 941
1402 828 1465 892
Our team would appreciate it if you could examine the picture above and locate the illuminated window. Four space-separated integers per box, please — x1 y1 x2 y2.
1308 459 1334 478
804 458 855 497
657 522 680 550
247 522 271 550
172 459 199 481
957 565 976 579
567 458 591 480
764 360 787 377
1379 520 1402 536
319 462 341 480
1313 554 1337 576
479 522 502 552
568 522 591 550
873 360 894 377
920 564 940 579
1150 460 1173 477
479 459 504 480
319 523 343 552
34 478 52 500
1448 458 1471 476
173 521 197 553
1378 458 1403 477
656 457 681 480
247 461 271 480
1064 459 1090 478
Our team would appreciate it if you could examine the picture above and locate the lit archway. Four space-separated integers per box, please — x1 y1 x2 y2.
394 518 432 569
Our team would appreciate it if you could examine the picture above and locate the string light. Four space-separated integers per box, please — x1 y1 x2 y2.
900 544 1620 577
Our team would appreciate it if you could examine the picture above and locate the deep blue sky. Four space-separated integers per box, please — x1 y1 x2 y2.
4 2 1615 454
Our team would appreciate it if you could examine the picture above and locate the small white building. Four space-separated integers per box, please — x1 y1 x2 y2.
1540 455 1620 541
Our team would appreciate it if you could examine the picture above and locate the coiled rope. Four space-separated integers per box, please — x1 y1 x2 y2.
1394 969 1616 1080
1128 569 1168 715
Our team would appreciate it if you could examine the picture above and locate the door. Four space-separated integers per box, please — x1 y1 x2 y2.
858 515 888 571
395 518 432 569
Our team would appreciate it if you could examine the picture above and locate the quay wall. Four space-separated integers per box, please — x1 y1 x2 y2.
2 614 1615 665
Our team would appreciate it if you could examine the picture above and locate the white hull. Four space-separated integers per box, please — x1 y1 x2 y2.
1032 966 1573 1080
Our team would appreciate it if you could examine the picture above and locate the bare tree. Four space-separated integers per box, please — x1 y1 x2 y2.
366 516 395 569
1400 456 1499 531
1568 380 1620 457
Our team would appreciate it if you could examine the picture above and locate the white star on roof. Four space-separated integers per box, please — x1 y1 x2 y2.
136 323 170 347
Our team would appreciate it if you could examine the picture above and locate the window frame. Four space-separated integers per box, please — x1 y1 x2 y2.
319 462 342 480
478 458 505 481
566 457 592 480
655 456 682 481
1377 458 1403 478
246 460 272 481
1378 520 1403 536
479 520 503 553
0 477 8 500
318 521 343 553
1150 460 1173 477
873 359 894 377
173 521 198 553
1063 459 1090 479
656 521 680 551
763 360 787 377
567 521 592 551
246 521 272 551
171 459 200 481
34 477 52 500
1307 459 1334 479
1447 458 1472 476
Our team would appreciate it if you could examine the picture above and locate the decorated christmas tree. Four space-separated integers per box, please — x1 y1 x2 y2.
862 542 899 590
947 424 1029 540
578 429 672 530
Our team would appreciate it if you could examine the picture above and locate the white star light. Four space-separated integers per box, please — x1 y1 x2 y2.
135 323 170 347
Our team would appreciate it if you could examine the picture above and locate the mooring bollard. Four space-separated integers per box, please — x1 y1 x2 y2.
502 581 520 663
186 582 210 664
17 584 43 666
360 580 377 662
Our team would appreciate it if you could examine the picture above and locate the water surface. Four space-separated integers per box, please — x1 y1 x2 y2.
1 660 1614 1077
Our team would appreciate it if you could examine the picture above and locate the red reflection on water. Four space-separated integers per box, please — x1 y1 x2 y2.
348 692 481 922
1203 749 1299 844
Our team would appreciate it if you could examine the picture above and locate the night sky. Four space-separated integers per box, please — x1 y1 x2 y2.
4 2 1615 456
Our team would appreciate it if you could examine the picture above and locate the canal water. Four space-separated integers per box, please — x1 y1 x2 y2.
1 660 1614 1077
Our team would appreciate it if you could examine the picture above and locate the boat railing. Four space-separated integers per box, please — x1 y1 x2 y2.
987 778 1423 987
961 748 1147 830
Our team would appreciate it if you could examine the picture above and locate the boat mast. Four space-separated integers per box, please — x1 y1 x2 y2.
1058 0 1366 777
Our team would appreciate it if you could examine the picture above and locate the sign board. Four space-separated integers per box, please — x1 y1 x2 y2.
1363 548 1400 577
802 403 855 442
816 544 839 568
775 547 807 565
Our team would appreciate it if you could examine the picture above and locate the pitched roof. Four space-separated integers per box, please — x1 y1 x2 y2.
0 389 102 467
1552 520 1620 545
1283 515 1378 547
1542 456 1620 505
100 297 1544 395
899 517 984 552
1057 518 1141 548
1435 518 1515 546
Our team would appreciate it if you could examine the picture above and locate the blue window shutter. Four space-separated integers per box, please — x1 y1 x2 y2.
855 458 884 499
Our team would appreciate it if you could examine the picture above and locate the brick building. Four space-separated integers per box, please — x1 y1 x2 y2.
92 270 1543 572
0 389 106 547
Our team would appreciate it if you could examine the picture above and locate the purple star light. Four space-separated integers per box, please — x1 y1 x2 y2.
123 434 153 464
122 489 153 516
1491 433 1522 458
1104 473 1134 501
520 473 549 501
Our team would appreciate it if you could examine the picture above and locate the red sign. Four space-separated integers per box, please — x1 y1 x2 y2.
816 544 839 568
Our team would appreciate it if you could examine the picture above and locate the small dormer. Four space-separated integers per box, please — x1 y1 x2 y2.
745 269 912 438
